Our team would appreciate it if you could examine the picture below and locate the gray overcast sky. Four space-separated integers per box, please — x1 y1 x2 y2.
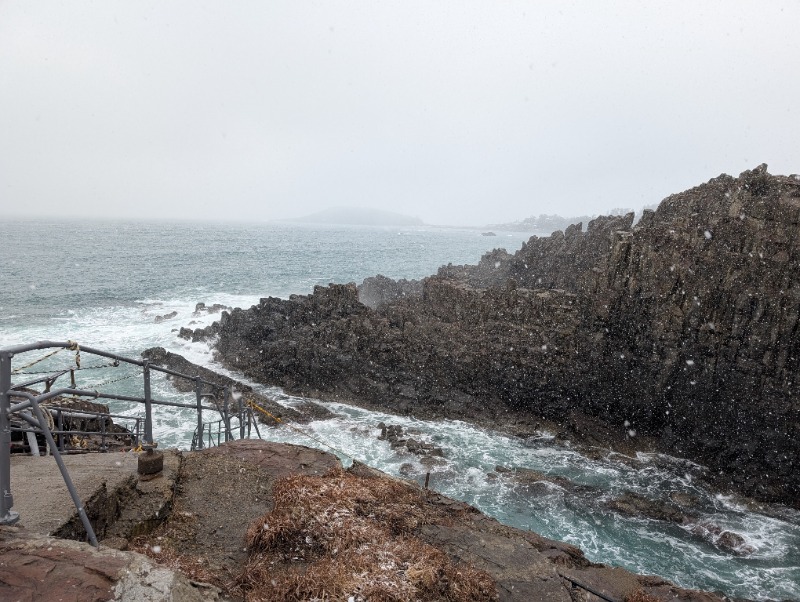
1 2 799 226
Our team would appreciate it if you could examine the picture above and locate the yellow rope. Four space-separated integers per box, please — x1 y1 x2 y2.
245 398 357 463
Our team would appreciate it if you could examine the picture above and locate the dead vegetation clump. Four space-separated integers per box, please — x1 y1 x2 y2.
130 537 219 588
240 468 498 601
624 589 661 602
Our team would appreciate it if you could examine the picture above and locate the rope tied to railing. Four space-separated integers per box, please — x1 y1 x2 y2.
245 398 359 464
14 358 120 376
71 341 80 369
10 347 64 374
10 341 83 375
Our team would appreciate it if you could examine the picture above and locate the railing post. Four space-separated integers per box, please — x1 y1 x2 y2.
195 377 204 450
143 361 153 446
57 409 64 452
238 392 245 440
0 351 19 525
222 387 230 442
133 418 140 449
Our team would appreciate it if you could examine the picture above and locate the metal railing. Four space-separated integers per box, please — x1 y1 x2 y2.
0 340 262 547
191 409 262 451
12 406 142 454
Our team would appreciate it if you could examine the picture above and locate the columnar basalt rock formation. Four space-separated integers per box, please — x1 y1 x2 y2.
201 165 799 506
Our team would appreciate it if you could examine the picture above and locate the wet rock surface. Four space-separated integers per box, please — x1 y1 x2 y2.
206 166 799 508
141 347 335 424
606 491 693 524
377 421 446 459
154 310 178 323
687 522 755 556
193 302 231 315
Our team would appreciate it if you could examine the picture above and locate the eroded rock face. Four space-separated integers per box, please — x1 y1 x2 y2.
208 166 800 507
141 347 334 424
358 274 423 309
0 527 222 602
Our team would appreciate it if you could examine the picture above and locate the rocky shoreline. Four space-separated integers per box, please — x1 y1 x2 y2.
183 165 798 509
145 349 779 557
1 440 736 601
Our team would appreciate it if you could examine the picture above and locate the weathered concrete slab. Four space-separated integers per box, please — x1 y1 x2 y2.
10 452 140 537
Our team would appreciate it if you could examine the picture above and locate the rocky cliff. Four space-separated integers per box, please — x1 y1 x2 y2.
201 165 799 507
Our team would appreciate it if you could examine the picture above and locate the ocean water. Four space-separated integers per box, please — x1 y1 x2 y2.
1 218 798 600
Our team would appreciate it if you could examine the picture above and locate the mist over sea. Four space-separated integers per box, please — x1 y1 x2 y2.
1 218 798 600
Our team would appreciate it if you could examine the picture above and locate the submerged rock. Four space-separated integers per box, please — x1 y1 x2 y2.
606 491 692 524
153 310 177 323
377 423 446 458
688 522 755 556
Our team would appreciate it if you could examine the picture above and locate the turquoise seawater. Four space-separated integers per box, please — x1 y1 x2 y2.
1 218 798 600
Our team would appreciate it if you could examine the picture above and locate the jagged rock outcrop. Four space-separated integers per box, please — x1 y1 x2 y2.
208 165 799 507
141 347 334 424
358 274 423 309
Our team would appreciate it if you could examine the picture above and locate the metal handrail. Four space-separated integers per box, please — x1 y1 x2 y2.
12 406 143 453
0 340 262 547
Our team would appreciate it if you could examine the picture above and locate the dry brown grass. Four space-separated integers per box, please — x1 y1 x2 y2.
130 537 220 588
624 589 662 602
240 468 497 601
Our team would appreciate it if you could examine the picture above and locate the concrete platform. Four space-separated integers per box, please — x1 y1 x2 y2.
9 451 140 536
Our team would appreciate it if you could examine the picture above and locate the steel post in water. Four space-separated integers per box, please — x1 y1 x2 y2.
195 377 204 450
222 387 230 442
0 352 19 525
143 361 153 446
238 393 244 440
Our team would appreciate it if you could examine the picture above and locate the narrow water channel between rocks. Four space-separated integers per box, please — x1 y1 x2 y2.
133 357 799 602
255 392 800 602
